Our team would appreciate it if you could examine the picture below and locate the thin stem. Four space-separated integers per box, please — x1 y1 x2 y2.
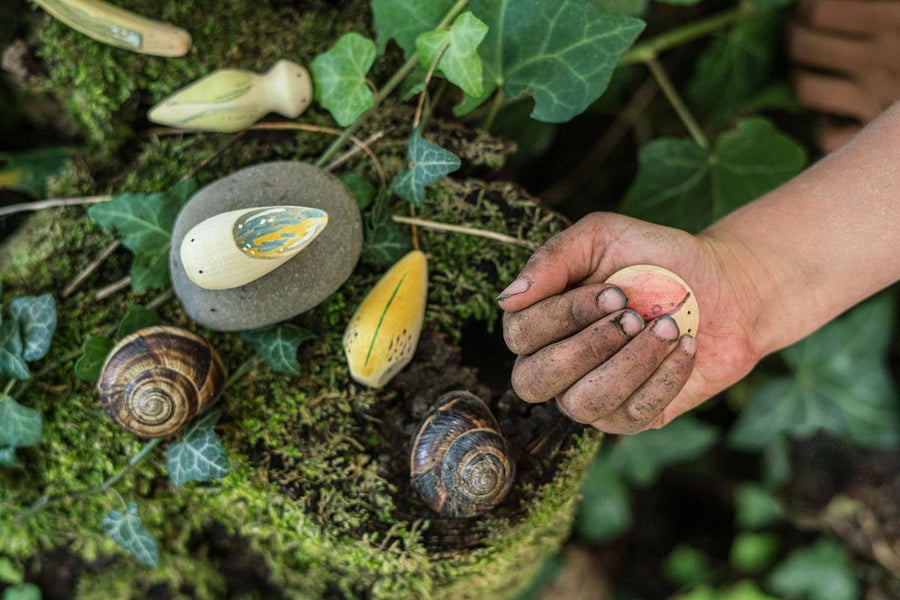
481 88 505 131
3 379 16 396
225 356 260 388
645 57 709 149
392 215 539 250
414 42 449 129
620 6 749 65
94 276 131 300
324 130 387 180
0 195 112 218
316 0 470 166
63 240 122 298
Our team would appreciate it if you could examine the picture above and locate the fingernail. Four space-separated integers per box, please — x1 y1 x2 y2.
497 278 529 301
680 334 697 356
597 286 627 313
618 310 644 336
651 315 679 340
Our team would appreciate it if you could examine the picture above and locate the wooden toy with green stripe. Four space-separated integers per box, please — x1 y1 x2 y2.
343 250 428 388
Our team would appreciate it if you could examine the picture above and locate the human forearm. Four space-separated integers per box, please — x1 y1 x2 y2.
702 101 900 356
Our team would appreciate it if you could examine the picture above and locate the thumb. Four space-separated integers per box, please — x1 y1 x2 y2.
497 214 609 312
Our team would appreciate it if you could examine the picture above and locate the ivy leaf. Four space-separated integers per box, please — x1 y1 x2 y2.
734 483 784 530
592 0 649 16
655 0 703 4
310 33 377 126
115 306 160 340
620 118 806 233
686 14 780 122
392 127 461 206
239 324 315 376
167 407 229 486
0 446 23 468
101 501 160 567
339 173 377 211
88 179 197 291
730 292 900 449
8 294 57 362
372 0 455 56
0 321 29 380
767 538 859 600
574 455 632 542
459 0 645 122
730 533 780 573
416 12 488 97
0 395 42 448
2 583 42 600
664 546 712 587
0 556 23 584
74 335 116 383
0 147 74 197
607 415 718 486
364 189 411 267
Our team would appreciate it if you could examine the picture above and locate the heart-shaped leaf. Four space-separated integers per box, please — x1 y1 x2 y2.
416 12 488 97
74 335 116 383
115 306 160 340
0 320 29 380
372 0 455 56
101 501 160 567
8 294 57 362
239 324 316 376
167 408 229 486
310 33 377 126
392 127 461 206
364 189 412 267
767 538 859 600
0 395 42 448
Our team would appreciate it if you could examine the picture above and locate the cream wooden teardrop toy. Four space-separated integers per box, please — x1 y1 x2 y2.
343 250 428 388
148 59 314 132
32 0 192 57
180 206 328 290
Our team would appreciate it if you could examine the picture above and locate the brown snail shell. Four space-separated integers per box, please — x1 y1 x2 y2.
97 326 227 438
410 391 515 518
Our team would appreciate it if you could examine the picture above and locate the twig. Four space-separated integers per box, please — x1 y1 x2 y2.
409 205 420 251
391 215 539 250
645 57 709 149
540 77 658 207
94 276 131 301
414 42 449 129
181 129 248 181
0 195 112 218
62 240 121 298
324 130 387 182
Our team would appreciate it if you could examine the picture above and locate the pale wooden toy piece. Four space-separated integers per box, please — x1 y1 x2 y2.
604 264 700 336
148 59 314 132
343 250 428 388
33 0 192 57
180 205 328 291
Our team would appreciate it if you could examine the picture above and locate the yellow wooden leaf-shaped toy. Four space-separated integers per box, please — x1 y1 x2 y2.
180 205 328 290
148 59 313 132
344 250 428 388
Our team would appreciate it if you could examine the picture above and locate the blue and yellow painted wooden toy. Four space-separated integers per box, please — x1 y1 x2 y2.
180 206 328 290
343 250 428 388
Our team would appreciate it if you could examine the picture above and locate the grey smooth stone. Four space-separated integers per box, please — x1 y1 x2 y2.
170 161 363 331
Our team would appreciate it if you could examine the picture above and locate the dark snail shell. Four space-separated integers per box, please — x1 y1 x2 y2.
410 391 515 518
97 326 227 438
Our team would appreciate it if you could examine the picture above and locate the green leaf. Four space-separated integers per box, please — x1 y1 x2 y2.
0 556 23 584
372 0 455 55
101 501 160 567
655 0 703 5
574 455 632 542
416 12 488 97
0 146 74 197
0 446 22 468
167 407 229 486
761 434 791 488
2 583 42 600
730 292 900 449
364 189 412 267
391 127 461 206
115 306 160 340
591 0 649 16
673 586 718 600
239 324 315 376
0 395 42 448
730 533 780 573
722 580 779 600
607 415 718 486
459 0 645 123
767 538 859 600
734 483 784 530
339 173 377 211
310 33 377 126
620 118 807 233
74 335 116 383
8 294 57 362
665 545 712 587
0 321 29 380
88 179 197 291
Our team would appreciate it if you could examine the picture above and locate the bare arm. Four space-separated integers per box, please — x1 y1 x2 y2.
499 102 900 433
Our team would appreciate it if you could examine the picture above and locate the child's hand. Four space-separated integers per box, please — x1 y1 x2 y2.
498 213 764 434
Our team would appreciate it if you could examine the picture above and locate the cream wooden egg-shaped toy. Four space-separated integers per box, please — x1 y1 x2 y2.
148 59 313 132
604 264 700 336
343 250 428 388
180 205 328 290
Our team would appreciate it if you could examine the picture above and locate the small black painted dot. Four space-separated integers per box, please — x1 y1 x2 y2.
210 308 217 312
199 270 204 274
687 310 691 315
688 328 692 333
191 238 195 242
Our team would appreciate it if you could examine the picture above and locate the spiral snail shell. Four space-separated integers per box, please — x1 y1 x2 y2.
97 326 227 438
410 391 515 518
